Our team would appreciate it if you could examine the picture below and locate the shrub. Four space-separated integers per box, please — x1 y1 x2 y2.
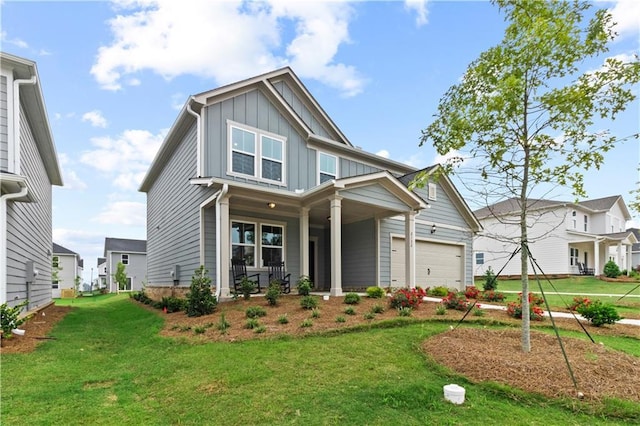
577 300 621 326
506 294 545 321
194 326 206 334
277 314 289 324
244 318 260 329
335 316 346 323
300 295 318 310
482 267 497 291
366 286 385 298
371 304 385 314
428 286 449 297
397 307 412 317
363 312 376 320
472 305 485 317
481 290 506 302
245 306 267 319
311 309 321 319
441 292 469 311
132 290 152 304
296 276 313 296
160 296 186 313
265 280 282 306
239 277 256 300
435 304 446 315
344 292 361 305
568 296 591 311
186 266 217 317
603 260 621 278
217 313 230 334
254 325 267 334
389 287 426 310
344 306 356 315
464 286 480 299
1 300 30 337
300 319 313 328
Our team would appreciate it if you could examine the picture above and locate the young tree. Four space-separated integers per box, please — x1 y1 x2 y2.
415 0 640 352
114 262 128 291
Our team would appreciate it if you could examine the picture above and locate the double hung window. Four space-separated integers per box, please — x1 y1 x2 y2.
318 152 337 184
232 220 284 267
229 122 285 184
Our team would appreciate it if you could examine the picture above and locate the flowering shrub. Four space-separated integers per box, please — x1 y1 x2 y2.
506 292 545 321
388 287 426 310
464 286 480 299
441 291 469 311
569 296 591 311
577 300 621 326
480 290 506 302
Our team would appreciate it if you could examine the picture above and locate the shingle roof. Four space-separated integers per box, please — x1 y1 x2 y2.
577 195 621 211
53 242 77 256
97 257 106 266
104 238 147 256
473 198 565 219
629 228 640 251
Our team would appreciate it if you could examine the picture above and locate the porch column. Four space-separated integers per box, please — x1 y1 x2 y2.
300 207 310 278
616 242 622 267
219 195 231 297
405 211 416 288
594 240 600 276
330 196 343 296
626 244 632 275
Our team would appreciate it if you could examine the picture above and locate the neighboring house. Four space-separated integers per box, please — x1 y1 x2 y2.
51 242 83 298
139 67 482 298
96 257 107 290
103 238 147 292
628 228 640 271
0 52 63 310
473 195 636 277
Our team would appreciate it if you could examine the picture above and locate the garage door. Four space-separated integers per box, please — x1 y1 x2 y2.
391 238 463 289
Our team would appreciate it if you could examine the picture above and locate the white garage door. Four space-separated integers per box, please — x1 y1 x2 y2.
391 238 463 289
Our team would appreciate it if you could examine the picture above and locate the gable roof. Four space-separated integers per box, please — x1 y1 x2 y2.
52 242 77 256
97 257 106 266
104 238 147 255
628 228 640 251
0 52 63 186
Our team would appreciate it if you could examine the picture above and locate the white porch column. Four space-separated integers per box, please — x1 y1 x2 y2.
219 195 231 297
300 207 310 277
594 240 600 276
626 244 632 275
405 211 416 288
330 196 343 296
616 242 622 267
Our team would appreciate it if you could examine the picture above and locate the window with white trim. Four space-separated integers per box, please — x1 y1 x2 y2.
121 254 129 265
231 219 285 268
572 210 576 229
428 183 437 201
318 152 337 184
52 256 60 287
570 248 578 266
583 215 588 232
475 252 484 265
229 122 286 184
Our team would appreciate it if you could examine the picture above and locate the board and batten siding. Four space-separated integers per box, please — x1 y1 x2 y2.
5 105 53 309
147 124 216 287
1 75 8 171
341 185 410 213
341 218 376 289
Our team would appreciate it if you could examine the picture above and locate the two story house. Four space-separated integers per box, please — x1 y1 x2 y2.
52 242 83 298
103 237 147 292
473 195 636 277
1 52 63 310
139 67 481 299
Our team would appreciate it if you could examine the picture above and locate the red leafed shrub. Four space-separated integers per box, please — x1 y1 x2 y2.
388 287 426 310
480 290 506 302
442 291 469 311
568 296 591 311
464 286 480 299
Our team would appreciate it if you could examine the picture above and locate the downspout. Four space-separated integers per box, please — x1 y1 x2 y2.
185 98 202 178
215 184 229 299
11 76 37 175
0 182 29 304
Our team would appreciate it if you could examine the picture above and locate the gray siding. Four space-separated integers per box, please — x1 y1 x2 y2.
5 104 53 309
339 158 380 179
341 185 409 212
0 75 7 171
342 219 376 289
414 182 468 228
147 124 216 286
271 80 333 139
109 252 146 291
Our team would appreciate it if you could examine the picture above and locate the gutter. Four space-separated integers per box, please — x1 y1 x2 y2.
11 76 37 174
185 97 202 178
0 182 29 304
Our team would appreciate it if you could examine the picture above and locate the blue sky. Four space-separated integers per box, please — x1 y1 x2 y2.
2 0 638 284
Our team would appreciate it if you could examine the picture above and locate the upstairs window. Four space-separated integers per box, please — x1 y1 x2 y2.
121 254 129 265
319 152 337 184
475 252 484 265
428 183 437 201
229 122 286 184
583 215 588 232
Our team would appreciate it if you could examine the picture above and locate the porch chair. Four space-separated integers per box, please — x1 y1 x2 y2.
231 258 261 294
267 261 291 294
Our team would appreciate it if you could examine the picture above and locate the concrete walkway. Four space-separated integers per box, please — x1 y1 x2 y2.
423 296 640 327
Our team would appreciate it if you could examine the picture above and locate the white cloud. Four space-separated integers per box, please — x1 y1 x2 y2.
0 30 28 49
433 149 467 167
93 201 146 226
404 0 429 27
82 110 108 128
376 149 390 158
57 153 88 190
91 0 365 96
609 0 640 40
79 129 165 190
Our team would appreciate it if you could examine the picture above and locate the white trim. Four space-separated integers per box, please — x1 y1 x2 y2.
317 151 338 185
230 216 287 270
0 181 29 303
390 214 476 234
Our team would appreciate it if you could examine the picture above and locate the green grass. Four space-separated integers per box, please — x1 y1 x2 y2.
477 277 640 315
1 294 638 425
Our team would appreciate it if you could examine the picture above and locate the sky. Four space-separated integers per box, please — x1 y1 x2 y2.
1 0 638 284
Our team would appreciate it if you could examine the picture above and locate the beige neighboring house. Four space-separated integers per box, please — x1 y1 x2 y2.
52 242 83 298
473 195 636 277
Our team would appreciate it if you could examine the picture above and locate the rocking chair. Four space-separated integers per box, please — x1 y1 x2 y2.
267 261 291 294
231 258 261 294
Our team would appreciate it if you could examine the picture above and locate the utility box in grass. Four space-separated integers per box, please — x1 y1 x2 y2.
60 289 76 298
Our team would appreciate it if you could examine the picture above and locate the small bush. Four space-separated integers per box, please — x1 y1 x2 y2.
240 277 256 300
246 306 267 319
577 300 621 326
397 307 412 317
254 325 267 334
363 312 376 320
296 276 314 296
482 267 497 291
335 316 346 323
435 304 446 315
371 304 385 314
366 286 385 298
428 286 449 297
603 260 621 278
265 280 282 306
300 319 313 328
161 296 186 313
1 300 30 336
464 286 480 299
132 290 152 304
389 287 426 310
569 296 591 311
217 313 230 333
277 314 289 324
186 266 217 317
311 309 321 319
344 292 361 305
441 292 469 311
481 290 506 302
244 318 260 329
194 326 206 334
472 305 485 317
300 295 318 310
344 307 356 315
